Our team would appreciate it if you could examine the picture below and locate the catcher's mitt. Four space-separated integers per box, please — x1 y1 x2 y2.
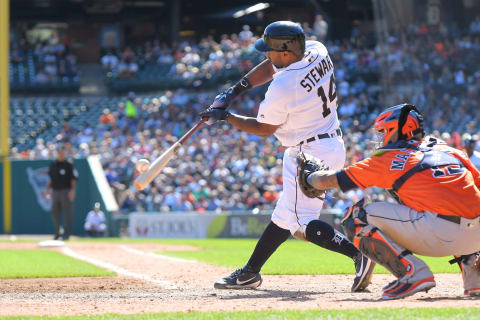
296 152 328 199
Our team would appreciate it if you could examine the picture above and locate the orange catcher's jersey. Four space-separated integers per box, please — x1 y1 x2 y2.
336 137 480 218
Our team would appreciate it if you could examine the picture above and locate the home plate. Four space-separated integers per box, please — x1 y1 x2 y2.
38 240 66 248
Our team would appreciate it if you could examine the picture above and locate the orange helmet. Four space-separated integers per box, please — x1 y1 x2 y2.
374 104 424 146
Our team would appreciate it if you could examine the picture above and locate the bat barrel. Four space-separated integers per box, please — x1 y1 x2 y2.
133 120 204 190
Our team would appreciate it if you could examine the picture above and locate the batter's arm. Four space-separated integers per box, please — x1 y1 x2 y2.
227 113 279 138
244 59 275 88
209 60 274 110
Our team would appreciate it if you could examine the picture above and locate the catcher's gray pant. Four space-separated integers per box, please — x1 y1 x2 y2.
365 202 480 257
51 189 74 238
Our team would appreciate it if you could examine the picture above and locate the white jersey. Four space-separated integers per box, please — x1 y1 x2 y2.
470 150 480 169
257 40 340 147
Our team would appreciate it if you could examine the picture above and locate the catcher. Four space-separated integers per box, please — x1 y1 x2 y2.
297 103 480 300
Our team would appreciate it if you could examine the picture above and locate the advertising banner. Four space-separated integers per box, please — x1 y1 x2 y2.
129 213 217 238
128 211 341 239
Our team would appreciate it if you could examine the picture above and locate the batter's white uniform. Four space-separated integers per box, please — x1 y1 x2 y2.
256 40 345 235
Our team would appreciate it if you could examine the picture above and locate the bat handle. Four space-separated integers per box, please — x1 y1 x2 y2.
177 119 205 145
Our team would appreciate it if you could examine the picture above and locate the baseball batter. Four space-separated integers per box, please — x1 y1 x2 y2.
300 103 480 299
200 21 375 292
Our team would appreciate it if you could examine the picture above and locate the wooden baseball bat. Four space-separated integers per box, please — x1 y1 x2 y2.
134 120 205 190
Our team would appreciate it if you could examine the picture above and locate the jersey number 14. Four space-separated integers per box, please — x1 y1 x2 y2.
317 73 337 118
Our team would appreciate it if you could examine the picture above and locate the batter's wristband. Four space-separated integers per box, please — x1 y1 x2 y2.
232 77 252 96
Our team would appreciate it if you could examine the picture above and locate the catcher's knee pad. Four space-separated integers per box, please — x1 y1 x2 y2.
357 226 415 279
340 198 369 243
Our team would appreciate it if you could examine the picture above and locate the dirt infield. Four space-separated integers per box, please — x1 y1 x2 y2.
1 242 479 316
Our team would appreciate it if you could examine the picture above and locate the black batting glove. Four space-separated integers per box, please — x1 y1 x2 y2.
200 107 231 125
210 87 235 110
210 77 252 110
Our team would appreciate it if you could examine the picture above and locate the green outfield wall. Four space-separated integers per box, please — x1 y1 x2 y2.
0 158 110 235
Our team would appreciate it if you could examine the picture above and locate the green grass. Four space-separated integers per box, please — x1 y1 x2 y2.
0 237 460 276
2 308 480 319
0 250 115 278
152 239 460 275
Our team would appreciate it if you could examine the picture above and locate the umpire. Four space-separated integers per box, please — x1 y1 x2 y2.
45 145 78 240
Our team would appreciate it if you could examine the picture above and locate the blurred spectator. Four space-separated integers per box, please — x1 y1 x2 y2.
35 70 49 83
464 135 480 169
127 59 139 76
117 58 138 78
239 25 253 43
84 202 107 237
313 14 328 41
100 108 115 125
470 16 480 34
125 92 138 118
117 59 129 78
101 51 119 71
122 46 136 59
10 44 24 63
44 61 57 79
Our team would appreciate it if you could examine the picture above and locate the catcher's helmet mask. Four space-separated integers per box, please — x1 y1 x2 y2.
255 21 306 57
374 103 425 147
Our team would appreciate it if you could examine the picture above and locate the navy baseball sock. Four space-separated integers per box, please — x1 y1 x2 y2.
245 221 291 273
305 219 358 259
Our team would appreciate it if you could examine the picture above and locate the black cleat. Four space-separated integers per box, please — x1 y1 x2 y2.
214 268 263 289
351 253 376 292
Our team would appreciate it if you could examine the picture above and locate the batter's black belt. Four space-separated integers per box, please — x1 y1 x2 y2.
299 129 342 145
437 214 461 224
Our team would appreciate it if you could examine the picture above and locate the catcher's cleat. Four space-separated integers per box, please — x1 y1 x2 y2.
465 288 480 296
460 253 480 296
382 276 436 300
351 253 376 292
382 279 400 292
214 268 263 289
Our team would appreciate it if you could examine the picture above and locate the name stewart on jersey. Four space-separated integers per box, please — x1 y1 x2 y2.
300 54 334 93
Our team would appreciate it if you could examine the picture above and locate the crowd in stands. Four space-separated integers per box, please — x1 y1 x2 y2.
11 18 480 215
325 19 480 140
10 36 79 89
101 30 263 91
102 15 330 85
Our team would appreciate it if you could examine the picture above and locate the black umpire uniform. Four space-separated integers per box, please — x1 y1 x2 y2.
46 147 78 240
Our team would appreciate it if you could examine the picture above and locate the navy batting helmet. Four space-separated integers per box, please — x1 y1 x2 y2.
255 21 305 56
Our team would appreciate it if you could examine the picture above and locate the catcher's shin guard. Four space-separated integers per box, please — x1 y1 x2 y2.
341 198 428 279
341 198 369 243
357 226 415 279
357 226 435 300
